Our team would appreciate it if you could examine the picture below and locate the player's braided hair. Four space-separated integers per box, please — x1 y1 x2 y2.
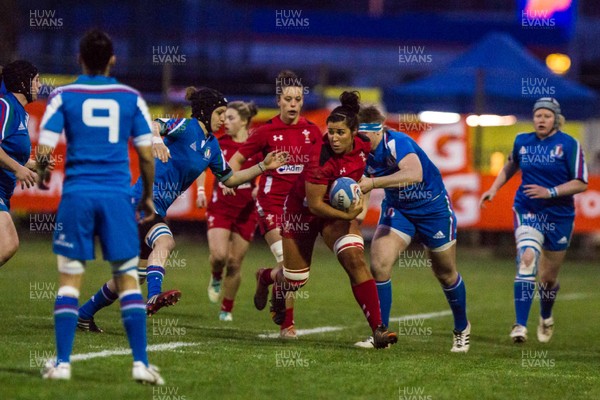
0 60 38 103
326 91 360 131
186 86 227 132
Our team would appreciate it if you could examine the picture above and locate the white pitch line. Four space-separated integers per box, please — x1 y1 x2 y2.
390 310 452 322
257 310 453 339
258 326 343 339
71 342 200 362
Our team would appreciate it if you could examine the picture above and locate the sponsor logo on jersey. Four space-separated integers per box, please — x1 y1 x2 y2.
339 167 346 175
190 141 197 151
550 144 563 159
433 231 446 239
273 134 283 141
18 121 27 131
276 164 304 174
557 236 568 244
386 207 395 217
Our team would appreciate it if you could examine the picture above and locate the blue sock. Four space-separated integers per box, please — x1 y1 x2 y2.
539 283 560 319
120 291 148 366
79 283 118 320
514 279 535 326
442 274 468 332
54 295 79 364
376 279 392 327
146 265 165 299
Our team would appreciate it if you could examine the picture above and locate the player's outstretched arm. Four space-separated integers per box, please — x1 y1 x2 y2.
223 150 288 188
135 145 156 222
228 151 246 172
359 153 423 195
479 157 519 207
306 181 364 221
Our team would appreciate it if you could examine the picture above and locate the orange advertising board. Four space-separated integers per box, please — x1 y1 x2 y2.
12 103 600 232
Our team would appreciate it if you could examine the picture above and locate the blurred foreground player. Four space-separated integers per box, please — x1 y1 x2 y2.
355 106 470 352
273 91 398 348
0 60 40 266
196 101 261 321
36 29 164 384
480 97 587 343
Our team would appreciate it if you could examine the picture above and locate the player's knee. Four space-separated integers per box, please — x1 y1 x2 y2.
225 257 242 274
156 235 175 253
57 255 86 275
515 226 543 279
282 265 309 291
111 256 140 280
57 285 80 299
210 252 227 268
434 269 456 287
270 240 284 264
0 235 19 266
516 247 540 279
145 224 174 253
333 234 365 257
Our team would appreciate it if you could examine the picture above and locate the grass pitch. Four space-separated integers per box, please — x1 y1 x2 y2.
0 234 599 400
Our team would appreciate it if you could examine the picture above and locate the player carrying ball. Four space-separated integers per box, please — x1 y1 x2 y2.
272 91 398 348
77 87 287 330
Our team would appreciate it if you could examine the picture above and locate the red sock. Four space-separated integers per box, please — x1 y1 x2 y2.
351 279 382 333
221 298 234 312
260 268 274 285
281 307 294 329
212 270 223 281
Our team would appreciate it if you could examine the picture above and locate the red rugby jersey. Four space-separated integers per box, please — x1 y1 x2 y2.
207 134 261 213
237 115 322 206
289 133 371 206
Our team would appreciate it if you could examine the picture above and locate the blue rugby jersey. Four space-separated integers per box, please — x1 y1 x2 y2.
39 75 153 194
512 131 587 217
0 91 31 204
131 118 233 217
365 129 446 209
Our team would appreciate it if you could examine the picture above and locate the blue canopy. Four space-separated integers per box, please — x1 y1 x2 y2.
384 33 599 119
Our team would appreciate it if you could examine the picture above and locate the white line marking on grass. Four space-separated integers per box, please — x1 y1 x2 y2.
71 342 200 362
257 310 453 339
390 310 452 322
258 326 343 339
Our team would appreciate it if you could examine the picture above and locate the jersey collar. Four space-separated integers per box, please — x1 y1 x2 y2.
75 75 118 85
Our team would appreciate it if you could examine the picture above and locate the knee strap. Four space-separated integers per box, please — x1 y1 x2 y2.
333 234 364 256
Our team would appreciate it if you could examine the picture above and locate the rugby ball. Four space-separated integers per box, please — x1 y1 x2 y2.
329 177 361 211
